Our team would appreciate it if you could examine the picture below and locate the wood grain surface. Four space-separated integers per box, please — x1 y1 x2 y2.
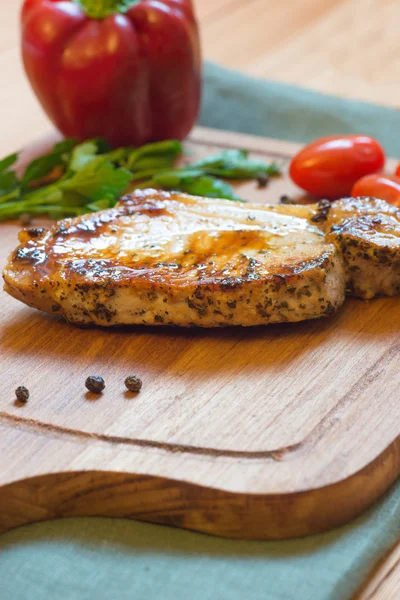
198 0 400 107
0 127 399 544
357 542 400 599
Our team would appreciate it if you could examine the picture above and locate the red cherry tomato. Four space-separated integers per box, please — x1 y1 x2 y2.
351 174 400 207
289 135 385 199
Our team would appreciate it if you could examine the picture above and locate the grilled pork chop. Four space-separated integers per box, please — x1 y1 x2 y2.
3 190 400 327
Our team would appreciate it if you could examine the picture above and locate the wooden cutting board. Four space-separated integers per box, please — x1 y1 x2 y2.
0 127 399 540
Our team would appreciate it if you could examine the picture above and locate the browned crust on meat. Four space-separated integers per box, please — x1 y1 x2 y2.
3 191 399 327
323 197 400 299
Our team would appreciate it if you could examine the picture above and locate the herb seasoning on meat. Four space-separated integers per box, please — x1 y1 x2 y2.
311 198 332 223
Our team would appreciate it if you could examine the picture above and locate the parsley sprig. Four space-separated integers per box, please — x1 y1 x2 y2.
0 139 280 222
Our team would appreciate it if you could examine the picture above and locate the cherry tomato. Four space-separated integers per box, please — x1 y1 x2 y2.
351 174 400 207
289 135 385 199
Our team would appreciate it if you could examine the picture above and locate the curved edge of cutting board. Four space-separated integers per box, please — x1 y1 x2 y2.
0 435 399 540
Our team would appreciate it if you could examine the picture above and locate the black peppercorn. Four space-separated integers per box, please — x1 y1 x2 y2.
125 376 142 393
85 376 105 394
256 172 269 188
15 386 29 403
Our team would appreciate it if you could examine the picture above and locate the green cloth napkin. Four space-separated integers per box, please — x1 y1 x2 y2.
200 62 400 155
1 62 399 600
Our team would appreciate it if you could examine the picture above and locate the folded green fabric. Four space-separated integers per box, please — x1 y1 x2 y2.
1 62 399 600
200 62 400 156
0 479 399 600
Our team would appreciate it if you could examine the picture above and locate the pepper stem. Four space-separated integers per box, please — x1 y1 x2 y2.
73 0 141 19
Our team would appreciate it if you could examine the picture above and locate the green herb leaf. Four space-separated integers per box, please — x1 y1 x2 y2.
0 152 18 174
193 149 248 169
0 138 281 222
192 149 280 179
0 188 20 205
206 160 280 179
129 167 177 183
103 147 132 164
53 139 80 155
152 169 204 188
86 199 114 212
22 139 77 187
153 170 241 201
177 176 242 200
0 171 19 197
131 155 177 173
69 138 116 172
69 140 99 172
28 205 86 219
61 156 132 201
0 152 20 202
126 140 182 171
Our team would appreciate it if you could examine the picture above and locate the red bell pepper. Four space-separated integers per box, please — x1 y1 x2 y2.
21 0 201 146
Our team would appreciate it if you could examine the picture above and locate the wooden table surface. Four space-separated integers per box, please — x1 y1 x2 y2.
198 0 400 107
1 1 399 598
